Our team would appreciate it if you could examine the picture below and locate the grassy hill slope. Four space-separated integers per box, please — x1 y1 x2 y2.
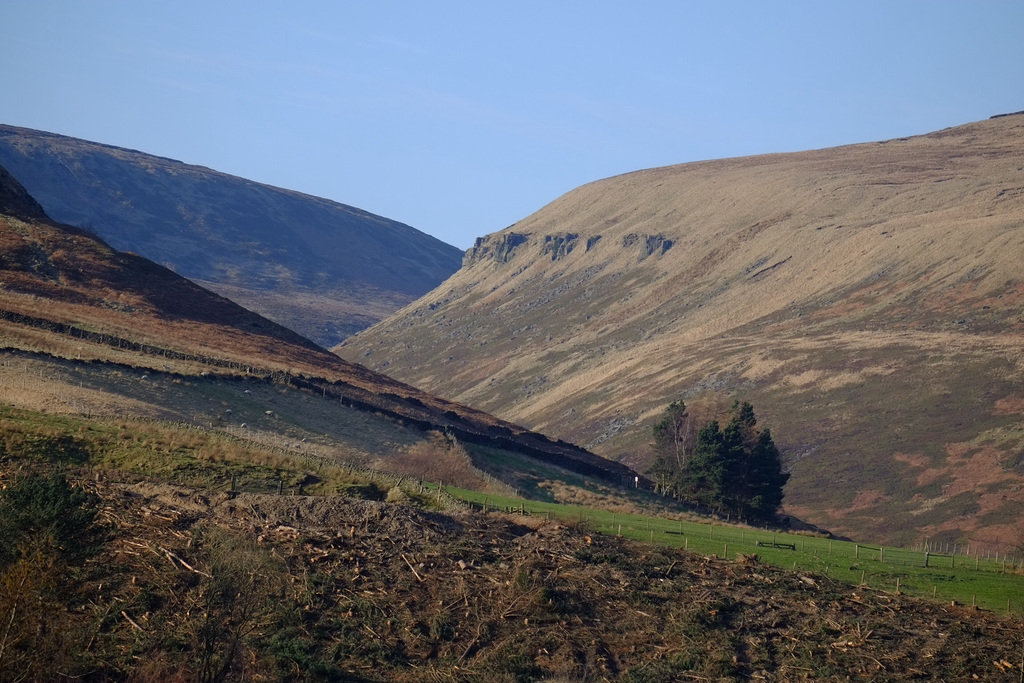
0 124 464 346
0 163 635 490
338 114 1024 546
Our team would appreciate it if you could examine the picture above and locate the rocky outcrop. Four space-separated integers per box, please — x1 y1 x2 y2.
465 229 671 267
541 233 578 261
463 232 529 265
622 232 673 260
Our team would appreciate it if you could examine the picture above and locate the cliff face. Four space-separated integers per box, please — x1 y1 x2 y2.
339 115 1024 545
0 125 464 346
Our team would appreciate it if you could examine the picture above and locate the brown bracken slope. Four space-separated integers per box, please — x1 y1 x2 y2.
0 163 635 485
338 114 1024 546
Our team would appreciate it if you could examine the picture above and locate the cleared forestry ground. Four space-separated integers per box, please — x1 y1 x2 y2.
4 405 1024 681
440 485 1024 614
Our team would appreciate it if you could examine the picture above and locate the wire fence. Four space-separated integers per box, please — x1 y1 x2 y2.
446 493 1024 614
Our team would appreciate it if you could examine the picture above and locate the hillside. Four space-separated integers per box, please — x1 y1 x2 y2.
3 460 1022 681
338 114 1024 547
0 163 635 490
0 124 464 346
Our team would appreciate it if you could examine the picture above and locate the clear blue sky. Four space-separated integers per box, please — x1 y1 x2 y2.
3 1 1022 249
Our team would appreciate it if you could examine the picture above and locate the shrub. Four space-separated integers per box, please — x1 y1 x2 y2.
0 471 102 566
191 526 284 683
385 486 410 504
0 472 101 677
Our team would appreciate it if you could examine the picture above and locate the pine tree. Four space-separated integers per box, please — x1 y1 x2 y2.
736 400 756 428
681 420 728 509
721 403 789 523
745 428 789 521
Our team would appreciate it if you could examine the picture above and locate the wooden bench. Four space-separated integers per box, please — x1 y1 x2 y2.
756 541 796 550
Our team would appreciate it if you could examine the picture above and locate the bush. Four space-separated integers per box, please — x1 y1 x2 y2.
191 526 284 682
0 471 102 566
0 472 102 677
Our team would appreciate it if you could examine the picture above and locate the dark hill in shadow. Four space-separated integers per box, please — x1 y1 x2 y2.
0 125 464 345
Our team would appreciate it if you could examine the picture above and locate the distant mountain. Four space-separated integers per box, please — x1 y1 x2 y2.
0 162 635 488
339 114 1024 547
0 125 464 346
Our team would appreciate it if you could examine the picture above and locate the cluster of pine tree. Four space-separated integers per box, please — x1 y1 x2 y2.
647 400 789 523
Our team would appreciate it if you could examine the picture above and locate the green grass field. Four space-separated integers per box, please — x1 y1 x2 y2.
439 484 1024 614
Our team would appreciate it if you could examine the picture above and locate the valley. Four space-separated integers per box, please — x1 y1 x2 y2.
3 115 1024 680
339 114 1024 548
